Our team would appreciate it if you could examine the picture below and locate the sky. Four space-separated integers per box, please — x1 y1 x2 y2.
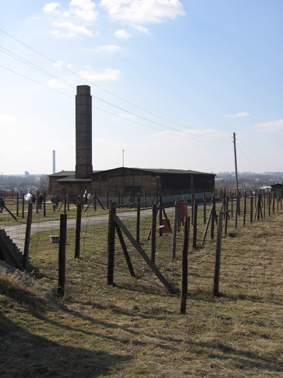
0 0 283 175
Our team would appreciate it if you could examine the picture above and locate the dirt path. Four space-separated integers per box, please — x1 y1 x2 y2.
3 207 174 252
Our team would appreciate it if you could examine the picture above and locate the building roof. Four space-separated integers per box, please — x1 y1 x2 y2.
92 167 215 176
50 167 215 180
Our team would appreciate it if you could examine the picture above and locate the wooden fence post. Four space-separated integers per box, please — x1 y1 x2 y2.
136 197 140 243
16 192 19 216
144 190 147 208
64 193 67 214
107 202 116 285
203 193 206 224
159 196 163 237
235 195 239 228
272 192 275 214
22 193 25 219
180 216 190 314
250 196 253 223
231 193 234 218
192 201 198 248
151 204 157 264
263 191 266 219
191 194 194 225
57 214 67 297
243 191 246 226
172 200 178 260
213 212 223 297
211 196 215 240
36 191 39 214
75 202 82 258
43 192 46 217
23 203 32 270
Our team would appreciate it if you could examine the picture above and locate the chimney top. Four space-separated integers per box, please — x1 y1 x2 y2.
77 85 90 95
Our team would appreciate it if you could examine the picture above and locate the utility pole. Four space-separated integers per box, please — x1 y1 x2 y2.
233 132 240 215
122 149 125 167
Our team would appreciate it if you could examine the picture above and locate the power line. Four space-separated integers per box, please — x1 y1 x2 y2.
0 60 230 142
0 28 231 140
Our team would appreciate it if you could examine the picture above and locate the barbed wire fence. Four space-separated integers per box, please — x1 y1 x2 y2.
0 188 282 307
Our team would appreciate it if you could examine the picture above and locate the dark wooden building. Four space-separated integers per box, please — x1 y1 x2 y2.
49 167 215 205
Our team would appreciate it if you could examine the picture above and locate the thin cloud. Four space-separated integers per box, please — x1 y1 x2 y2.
68 0 98 22
53 21 94 37
47 79 72 88
53 60 73 68
43 2 61 13
0 113 15 125
114 29 132 39
255 119 283 132
44 0 97 37
79 68 121 81
53 60 64 67
224 112 250 118
153 128 231 142
100 0 185 26
99 45 122 52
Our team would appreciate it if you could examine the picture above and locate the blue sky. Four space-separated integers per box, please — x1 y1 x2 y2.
1 0 282 175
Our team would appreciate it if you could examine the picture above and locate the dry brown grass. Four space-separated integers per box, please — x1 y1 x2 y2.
1 203 283 377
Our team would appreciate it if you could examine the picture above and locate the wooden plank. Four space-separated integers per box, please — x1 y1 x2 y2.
113 214 175 293
115 225 135 278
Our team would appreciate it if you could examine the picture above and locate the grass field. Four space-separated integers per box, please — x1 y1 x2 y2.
0 199 283 377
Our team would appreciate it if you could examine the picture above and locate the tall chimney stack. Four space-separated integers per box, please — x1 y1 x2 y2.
75 85 93 178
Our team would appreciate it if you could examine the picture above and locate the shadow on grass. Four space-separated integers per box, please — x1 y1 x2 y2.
0 312 132 378
30 302 283 374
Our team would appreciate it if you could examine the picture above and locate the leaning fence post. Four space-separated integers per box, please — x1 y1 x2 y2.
57 214 67 297
151 204 157 264
23 203 33 270
107 202 116 285
180 215 190 314
213 212 223 297
75 202 82 258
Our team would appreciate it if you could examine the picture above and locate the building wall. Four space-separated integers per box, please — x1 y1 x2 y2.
91 171 157 197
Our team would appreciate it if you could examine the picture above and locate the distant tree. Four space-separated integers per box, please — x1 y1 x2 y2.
37 175 49 194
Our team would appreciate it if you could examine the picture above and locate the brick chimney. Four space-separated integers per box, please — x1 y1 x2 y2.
75 85 93 178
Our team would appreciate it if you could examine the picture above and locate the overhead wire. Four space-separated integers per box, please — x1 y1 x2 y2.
0 60 231 143
237 136 277 171
0 28 231 142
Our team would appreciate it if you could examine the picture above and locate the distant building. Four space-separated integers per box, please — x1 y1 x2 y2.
271 183 283 194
